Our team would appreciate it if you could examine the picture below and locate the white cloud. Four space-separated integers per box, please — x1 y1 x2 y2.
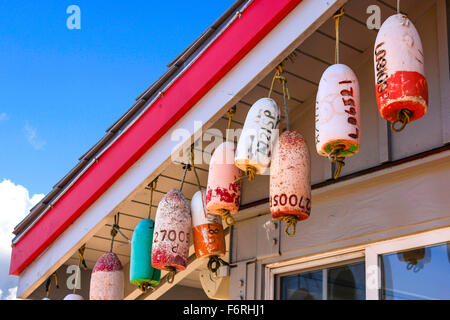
0 179 44 255
0 179 44 300
23 122 46 150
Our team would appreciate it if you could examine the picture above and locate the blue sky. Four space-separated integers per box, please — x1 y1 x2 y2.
0 0 235 299
0 0 235 196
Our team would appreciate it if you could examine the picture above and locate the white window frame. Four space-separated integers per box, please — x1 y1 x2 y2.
265 226 450 300
365 226 450 300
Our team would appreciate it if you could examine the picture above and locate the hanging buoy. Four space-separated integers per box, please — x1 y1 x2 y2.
374 13 428 132
130 219 161 292
191 190 226 259
206 142 242 226
235 97 280 178
270 131 311 236
315 63 361 179
63 294 84 300
89 252 124 300
151 188 191 283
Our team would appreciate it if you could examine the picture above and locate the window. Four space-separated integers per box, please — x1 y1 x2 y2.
379 242 450 300
277 261 366 300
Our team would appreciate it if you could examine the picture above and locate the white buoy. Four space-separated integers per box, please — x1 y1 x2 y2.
315 64 361 159
235 98 280 175
63 294 84 300
374 14 428 130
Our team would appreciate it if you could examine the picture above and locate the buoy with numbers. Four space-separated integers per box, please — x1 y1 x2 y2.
234 97 280 179
191 190 226 260
270 131 311 237
151 188 191 283
374 13 428 132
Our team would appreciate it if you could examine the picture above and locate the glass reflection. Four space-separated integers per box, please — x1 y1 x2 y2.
380 242 450 300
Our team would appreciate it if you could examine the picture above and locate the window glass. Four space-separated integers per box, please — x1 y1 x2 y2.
279 261 365 300
379 242 450 300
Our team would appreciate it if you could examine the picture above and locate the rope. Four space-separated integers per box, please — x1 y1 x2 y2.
274 215 299 237
391 109 412 132
226 106 236 142
328 145 346 180
45 273 59 298
333 7 345 64
165 266 177 284
73 245 87 294
207 255 229 274
233 165 257 184
147 178 158 220
397 0 401 14
218 209 235 227
110 213 130 252
179 158 191 193
268 64 291 131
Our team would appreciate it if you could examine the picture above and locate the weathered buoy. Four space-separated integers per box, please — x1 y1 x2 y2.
191 190 226 259
235 98 280 177
316 63 361 178
63 294 84 300
206 142 242 225
374 13 428 131
130 219 161 291
89 252 124 300
270 131 311 236
151 189 191 279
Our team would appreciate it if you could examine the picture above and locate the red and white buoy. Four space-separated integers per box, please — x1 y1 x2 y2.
374 13 428 131
89 252 124 300
315 63 361 178
206 142 242 226
270 131 311 236
191 190 226 259
235 98 280 177
151 188 191 280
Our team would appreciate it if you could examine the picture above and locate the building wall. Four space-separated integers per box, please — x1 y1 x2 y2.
229 1 450 300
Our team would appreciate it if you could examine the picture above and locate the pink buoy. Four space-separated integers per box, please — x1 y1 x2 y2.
206 142 242 225
151 189 191 274
270 131 311 236
89 252 124 300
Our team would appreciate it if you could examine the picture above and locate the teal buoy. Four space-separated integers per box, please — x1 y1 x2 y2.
130 219 161 291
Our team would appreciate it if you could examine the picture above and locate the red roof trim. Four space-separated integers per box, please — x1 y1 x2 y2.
10 0 302 276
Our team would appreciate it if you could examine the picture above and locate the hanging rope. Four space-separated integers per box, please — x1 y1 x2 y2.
147 178 158 220
207 255 230 274
73 245 87 294
45 272 59 298
179 154 192 193
334 7 345 65
273 215 299 237
165 266 177 284
397 0 401 14
110 213 130 252
391 109 412 132
226 106 236 142
268 64 291 130
328 145 346 180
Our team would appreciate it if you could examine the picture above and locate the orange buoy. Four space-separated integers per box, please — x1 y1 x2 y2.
270 131 311 236
151 189 191 275
191 190 226 259
374 13 428 131
89 252 124 300
206 141 242 225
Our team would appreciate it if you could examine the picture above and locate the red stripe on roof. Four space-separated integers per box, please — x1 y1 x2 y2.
10 0 302 276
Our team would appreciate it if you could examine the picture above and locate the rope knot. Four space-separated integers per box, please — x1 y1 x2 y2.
328 145 346 179
274 215 299 237
391 108 413 132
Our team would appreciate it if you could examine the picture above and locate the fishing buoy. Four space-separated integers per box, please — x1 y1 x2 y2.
315 64 361 178
89 252 124 300
270 131 311 236
130 219 161 292
191 190 226 260
63 294 84 300
151 188 191 282
374 13 428 132
206 142 242 226
235 98 280 177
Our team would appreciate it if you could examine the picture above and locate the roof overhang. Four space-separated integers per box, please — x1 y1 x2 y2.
11 0 349 298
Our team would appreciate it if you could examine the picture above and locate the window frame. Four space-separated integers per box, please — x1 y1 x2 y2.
265 226 450 300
